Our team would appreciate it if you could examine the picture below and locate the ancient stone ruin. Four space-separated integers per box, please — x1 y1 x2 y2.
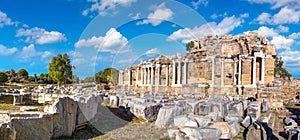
118 32 276 97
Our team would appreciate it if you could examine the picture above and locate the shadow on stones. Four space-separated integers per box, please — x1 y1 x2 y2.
55 104 133 139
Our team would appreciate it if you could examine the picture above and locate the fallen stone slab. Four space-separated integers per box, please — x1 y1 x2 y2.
20 106 38 112
199 128 222 140
174 115 199 128
155 105 183 128
0 122 16 140
44 97 77 138
11 113 53 140
241 115 257 128
247 101 261 120
228 120 240 137
209 122 231 139
245 121 267 140
131 102 162 122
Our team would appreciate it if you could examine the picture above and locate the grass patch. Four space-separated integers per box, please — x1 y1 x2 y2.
0 103 20 111
0 103 45 112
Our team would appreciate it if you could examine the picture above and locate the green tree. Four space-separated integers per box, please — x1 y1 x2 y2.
8 69 17 83
94 68 118 85
17 68 29 82
274 56 292 79
186 41 194 52
48 53 73 85
0 72 8 84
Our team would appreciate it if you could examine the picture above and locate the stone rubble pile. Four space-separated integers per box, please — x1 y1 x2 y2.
0 87 104 140
104 91 272 140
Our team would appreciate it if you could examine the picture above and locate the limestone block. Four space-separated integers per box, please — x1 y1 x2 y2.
286 128 300 140
178 127 203 140
247 101 261 120
191 115 212 128
11 113 53 140
198 128 222 140
44 97 77 138
132 102 162 122
261 101 268 112
209 122 231 139
224 110 242 123
20 106 38 112
76 94 102 125
174 115 199 128
241 115 257 128
0 122 16 140
155 105 183 128
109 95 119 107
245 122 267 140
228 121 240 137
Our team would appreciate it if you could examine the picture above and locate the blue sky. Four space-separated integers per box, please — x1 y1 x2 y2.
0 0 299 79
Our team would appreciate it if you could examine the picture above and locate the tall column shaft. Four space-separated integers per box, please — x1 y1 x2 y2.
157 65 161 85
172 62 176 85
261 57 265 84
183 62 187 84
128 69 131 86
252 57 256 85
136 68 139 85
147 67 150 85
166 64 169 86
211 58 215 87
178 62 181 85
221 59 225 87
233 60 237 85
151 66 154 85
238 57 242 85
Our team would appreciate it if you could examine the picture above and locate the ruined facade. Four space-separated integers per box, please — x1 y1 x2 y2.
118 32 277 96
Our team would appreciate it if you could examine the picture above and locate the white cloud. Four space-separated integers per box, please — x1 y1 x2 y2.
191 0 208 9
256 12 272 24
256 7 300 25
271 35 294 49
129 13 141 20
210 14 218 19
75 28 131 54
0 11 15 28
288 32 300 39
278 25 289 32
137 2 173 26
83 0 137 16
145 48 160 56
168 15 245 43
19 44 53 61
280 49 300 68
257 26 278 37
0 44 17 55
273 7 300 24
16 27 67 45
247 0 300 9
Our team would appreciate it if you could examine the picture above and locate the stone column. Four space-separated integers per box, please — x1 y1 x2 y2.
151 65 154 85
261 57 265 84
221 58 225 87
183 61 188 85
238 57 242 85
143 66 146 85
157 64 161 85
147 67 150 85
136 68 139 85
252 57 256 85
211 58 215 87
141 67 144 85
172 61 176 85
178 62 181 85
233 60 237 85
128 69 131 86
166 64 169 86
